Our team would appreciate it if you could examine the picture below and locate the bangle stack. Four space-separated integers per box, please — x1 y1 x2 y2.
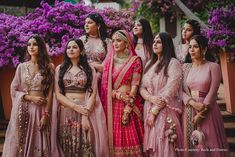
85 108 91 116
22 91 29 101
127 102 134 108
112 90 116 98
22 95 27 101
113 90 121 100
42 111 50 117
187 97 195 106
128 96 135 107
119 94 123 100
146 94 151 102
151 106 159 116
123 108 131 114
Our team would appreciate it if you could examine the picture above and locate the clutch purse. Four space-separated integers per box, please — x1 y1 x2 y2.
190 129 206 149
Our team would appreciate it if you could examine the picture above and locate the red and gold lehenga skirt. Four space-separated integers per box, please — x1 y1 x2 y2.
112 96 144 157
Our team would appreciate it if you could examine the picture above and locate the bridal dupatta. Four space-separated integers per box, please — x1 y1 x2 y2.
101 30 144 157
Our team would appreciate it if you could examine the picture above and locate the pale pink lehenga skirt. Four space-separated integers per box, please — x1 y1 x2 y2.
2 100 50 157
52 97 109 157
57 99 94 157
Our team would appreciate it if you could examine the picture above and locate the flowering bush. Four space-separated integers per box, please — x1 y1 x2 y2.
142 0 235 52
0 14 27 67
144 0 175 18
0 1 134 68
205 4 235 52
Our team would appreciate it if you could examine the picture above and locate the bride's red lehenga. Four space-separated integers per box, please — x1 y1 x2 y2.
101 30 144 157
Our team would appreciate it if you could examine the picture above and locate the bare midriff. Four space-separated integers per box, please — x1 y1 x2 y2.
65 92 86 100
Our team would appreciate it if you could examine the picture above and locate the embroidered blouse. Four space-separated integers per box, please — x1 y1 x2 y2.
63 68 87 91
80 35 111 63
21 62 44 92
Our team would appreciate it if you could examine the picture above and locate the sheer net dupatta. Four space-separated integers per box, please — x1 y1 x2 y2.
2 63 27 157
87 66 109 157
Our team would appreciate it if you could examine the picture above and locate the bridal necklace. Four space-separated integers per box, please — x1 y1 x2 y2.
114 53 129 64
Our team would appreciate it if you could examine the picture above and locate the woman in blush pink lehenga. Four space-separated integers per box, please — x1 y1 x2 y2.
140 32 183 157
132 18 154 67
100 30 144 157
175 19 201 64
51 38 108 157
80 13 112 97
80 13 112 73
2 35 54 157
182 35 229 157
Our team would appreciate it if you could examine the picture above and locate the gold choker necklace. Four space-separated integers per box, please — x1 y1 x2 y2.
114 56 128 64
116 55 128 59
115 52 129 59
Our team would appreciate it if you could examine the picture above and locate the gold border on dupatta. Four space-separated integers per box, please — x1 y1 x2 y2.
113 56 138 89
107 55 114 157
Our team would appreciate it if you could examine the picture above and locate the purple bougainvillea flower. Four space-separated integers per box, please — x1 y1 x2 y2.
0 1 134 68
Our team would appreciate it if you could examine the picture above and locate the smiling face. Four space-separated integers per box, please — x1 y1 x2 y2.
66 40 81 60
84 18 99 36
112 33 128 53
182 23 194 41
27 38 39 57
133 21 143 38
152 35 163 56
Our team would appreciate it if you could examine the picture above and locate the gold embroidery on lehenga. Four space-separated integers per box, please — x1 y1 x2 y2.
114 145 143 156
58 113 94 156
183 63 194 149
34 147 49 157
18 63 31 156
18 101 29 157
58 119 82 156
81 131 94 157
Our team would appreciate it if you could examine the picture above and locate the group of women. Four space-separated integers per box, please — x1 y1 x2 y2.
2 13 229 157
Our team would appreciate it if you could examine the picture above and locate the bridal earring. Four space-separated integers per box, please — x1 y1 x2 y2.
124 45 129 55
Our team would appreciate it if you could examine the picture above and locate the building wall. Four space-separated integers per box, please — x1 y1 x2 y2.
0 6 34 16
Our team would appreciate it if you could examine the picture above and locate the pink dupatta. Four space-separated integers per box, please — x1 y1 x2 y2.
2 63 25 157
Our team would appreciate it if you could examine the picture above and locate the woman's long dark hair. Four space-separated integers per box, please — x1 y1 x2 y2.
84 13 108 52
27 35 54 97
58 39 93 95
145 32 176 76
133 18 154 58
182 19 201 44
185 35 216 63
